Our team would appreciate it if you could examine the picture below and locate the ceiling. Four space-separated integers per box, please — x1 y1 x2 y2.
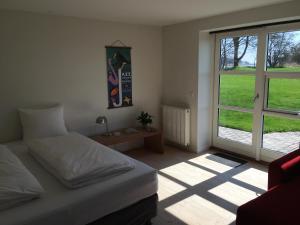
0 0 292 26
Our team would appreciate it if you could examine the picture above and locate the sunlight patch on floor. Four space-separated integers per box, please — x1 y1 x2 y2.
189 153 240 173
165 194 235 225
208 181 259 206
160 162 216 186
233 168 268 190
157 174 187 201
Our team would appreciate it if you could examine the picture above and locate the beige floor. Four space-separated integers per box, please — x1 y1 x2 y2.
126 146 268 225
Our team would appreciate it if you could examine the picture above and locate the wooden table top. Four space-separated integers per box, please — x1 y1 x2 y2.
91 128 162 146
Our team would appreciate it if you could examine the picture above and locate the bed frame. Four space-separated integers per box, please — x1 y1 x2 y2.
88 194 158 225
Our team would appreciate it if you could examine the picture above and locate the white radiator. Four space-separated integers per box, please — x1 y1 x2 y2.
162 105 191 148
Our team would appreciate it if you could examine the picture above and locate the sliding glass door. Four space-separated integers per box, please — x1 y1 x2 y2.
213 24 300 161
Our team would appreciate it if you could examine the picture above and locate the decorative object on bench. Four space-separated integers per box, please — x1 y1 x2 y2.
106 40 132 109
96 116 112 136
236 149 300 225
137 111 153 131
91 127 164 153
113 131 121 136
125 128 139 134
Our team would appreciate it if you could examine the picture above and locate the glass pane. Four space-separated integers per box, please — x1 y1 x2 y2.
267 78 300 112
220 75 255 109
267 30 300 72
263 115 300 153
218 109 253 145
220 36 257 71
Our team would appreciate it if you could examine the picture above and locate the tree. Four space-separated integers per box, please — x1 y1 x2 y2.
233 36 249 67
220 36 256 69
267 32 294 68
291 43 300 64
220 38 229 69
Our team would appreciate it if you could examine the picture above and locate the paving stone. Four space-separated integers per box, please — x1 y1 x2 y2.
218 127 300 154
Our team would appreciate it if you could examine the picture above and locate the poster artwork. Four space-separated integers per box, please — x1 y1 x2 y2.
106 46 132 109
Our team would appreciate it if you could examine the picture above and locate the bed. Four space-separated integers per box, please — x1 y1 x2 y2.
0 141 158 225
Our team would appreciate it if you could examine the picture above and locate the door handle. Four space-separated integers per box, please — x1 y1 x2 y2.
253 93 259 102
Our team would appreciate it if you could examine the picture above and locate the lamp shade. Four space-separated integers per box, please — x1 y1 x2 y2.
96 116 107 124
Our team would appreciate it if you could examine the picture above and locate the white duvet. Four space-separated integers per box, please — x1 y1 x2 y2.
27 133 135 188
0 145 44 210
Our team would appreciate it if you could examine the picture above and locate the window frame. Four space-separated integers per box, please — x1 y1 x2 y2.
212 22 300 162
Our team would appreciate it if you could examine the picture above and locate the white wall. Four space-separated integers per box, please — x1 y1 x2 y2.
0 10 162 143
162 0 300 152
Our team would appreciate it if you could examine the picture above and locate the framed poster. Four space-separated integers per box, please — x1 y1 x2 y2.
106 46 133 109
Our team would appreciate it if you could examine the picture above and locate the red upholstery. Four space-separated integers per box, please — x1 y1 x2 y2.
236 149 300 225
268 149 300 189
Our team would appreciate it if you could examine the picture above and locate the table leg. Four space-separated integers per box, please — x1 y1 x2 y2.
144 133 164 153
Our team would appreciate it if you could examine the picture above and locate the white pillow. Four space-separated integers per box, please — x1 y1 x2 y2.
0 145 44 211
19 104 68 141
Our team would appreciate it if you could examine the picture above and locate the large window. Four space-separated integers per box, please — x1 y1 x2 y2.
213 24 300 161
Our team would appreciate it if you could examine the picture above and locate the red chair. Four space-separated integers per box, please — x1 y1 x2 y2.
236 149 300 225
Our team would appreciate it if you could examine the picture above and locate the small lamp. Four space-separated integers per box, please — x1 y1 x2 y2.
96 116 111 136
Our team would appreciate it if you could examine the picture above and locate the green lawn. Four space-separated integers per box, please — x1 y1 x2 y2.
219 110 253 132
267 67 300 72
219 67 300 133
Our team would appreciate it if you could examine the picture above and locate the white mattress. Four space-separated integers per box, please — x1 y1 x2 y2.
0 141 158 225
